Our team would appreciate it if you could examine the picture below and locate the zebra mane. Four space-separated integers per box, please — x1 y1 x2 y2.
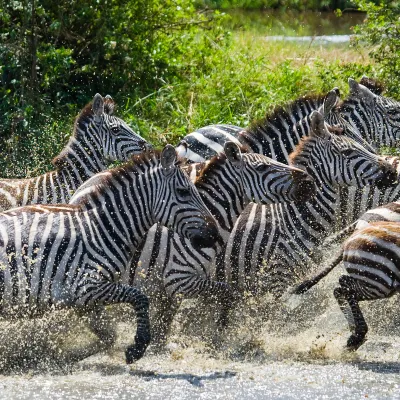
70 150 168 204
52 97 116 169
195 145 249 185
242 94 327 142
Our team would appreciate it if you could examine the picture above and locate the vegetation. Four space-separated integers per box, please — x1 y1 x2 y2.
352 1 400 97
195 0 376 11
0 1 396 178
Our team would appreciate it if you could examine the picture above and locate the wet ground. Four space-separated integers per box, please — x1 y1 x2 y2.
1 247 400 399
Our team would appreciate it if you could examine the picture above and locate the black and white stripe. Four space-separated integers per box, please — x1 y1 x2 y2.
0 146 218 363
177 78 400 233
0 94 150 211
129 142 315 340
292 221 400 351
221 111 397 297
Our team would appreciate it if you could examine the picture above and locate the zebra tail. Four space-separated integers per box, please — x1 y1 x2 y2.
323 221 358 248
290 251 344 295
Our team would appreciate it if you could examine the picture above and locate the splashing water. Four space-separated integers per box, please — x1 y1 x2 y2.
1 245 400 399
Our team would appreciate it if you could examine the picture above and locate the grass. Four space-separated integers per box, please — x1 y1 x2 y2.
1 21 374 178
125 31 372 146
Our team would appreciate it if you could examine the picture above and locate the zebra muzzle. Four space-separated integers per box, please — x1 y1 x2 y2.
189 224 221 250
375 164 398 189
291 170 316 201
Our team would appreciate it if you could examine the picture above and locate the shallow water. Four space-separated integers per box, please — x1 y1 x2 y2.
226 10 365 37
1 247 400 399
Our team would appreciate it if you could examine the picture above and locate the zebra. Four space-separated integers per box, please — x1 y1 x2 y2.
0 145 219 363
0 93 150 211
126 111 396 342
176 77 400 232
130 141 315 341
176 77 400 164
291 221 400 351
177 81 400 301
220 111 397 298
322 190 400 249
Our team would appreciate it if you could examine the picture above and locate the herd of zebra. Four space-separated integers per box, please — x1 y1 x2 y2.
1 77 400 364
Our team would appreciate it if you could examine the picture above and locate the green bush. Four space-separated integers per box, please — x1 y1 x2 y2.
353 1 400 98
0 0 225 176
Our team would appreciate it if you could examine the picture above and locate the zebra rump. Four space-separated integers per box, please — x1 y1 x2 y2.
292 221 400 351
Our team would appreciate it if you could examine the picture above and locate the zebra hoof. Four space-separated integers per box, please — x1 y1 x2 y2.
125 335 151 363
346 334 367 351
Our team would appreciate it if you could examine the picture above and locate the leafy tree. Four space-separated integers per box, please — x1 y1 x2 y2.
353 1 400 98
0 0 220 140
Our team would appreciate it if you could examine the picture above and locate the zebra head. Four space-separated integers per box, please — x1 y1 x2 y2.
223 142 315 204
153 145 220 250
345 78 400 148
91 93 151 161
291 111 397 190
321 87 377 154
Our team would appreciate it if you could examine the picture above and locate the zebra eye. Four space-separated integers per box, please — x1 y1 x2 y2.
386 108 398 116
177 187 191 197
111 126 120 134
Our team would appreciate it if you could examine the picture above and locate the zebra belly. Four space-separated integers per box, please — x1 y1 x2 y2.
221 203 320 295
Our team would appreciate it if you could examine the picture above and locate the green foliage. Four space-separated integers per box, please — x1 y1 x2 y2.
0 0 225 176
0 1 383 180
353 1 400 98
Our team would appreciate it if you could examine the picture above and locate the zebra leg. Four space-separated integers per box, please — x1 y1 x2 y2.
85 306 117 349
203 281 236 329
151 294 181 347
81 282 150 363
333 275 368 351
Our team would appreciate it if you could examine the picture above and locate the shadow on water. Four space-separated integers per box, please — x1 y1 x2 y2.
352 361 400 374
78 363 237 388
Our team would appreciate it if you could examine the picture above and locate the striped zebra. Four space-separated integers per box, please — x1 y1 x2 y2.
128 111 396 342
291 221 400 351
323 189 400 249
0 93 150 211
179 80 400 300
0 146 219 363
221 111 397 297
131 141 315 341
176 77 400 164
177 77 400 232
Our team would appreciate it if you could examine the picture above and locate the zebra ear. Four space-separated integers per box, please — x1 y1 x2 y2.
161 144 177 174
176 140 188 157
92 93 105 117
225 141 242 167
348 78 375 106
310 111 329 139
322 88 340 116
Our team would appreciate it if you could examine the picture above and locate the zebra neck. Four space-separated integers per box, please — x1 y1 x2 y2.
290 160 340 244
238 97 324 163
53 135 107 186
196 179 247 240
